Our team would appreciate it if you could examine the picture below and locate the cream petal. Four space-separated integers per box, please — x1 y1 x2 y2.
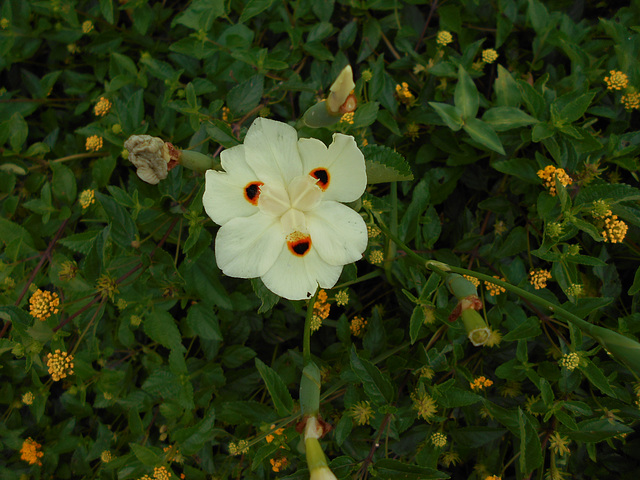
307 201 367 266
261 246 342 301
298 134 366 203
203 170 259 226
243 117 303 185
215 213 283 278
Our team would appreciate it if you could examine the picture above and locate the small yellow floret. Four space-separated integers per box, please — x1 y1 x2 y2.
334 290 349 306
529 269 552 289
86 135 103 152
82 20 93 34
270 457 289 472
101 450 112 463
431 432 447 447
368 250 385 264
621 92 640 110
470 376 494 390
1 18 10 29
79 189 95 209
153 466 172 480
412 391 437 420
395 82 415 104
22 392 34 405
96 274 119 301
340 112 355 124
482 49 498 63
559 352 580 371
537 165 573 196
94 97 112 116
463 275 480 288
29 289 60 321
367 225 381 238
47 349 75 381
548 432 571 456
602 215 628 243
484 277 506 296
436 31 453 46
350 315 368 336
20 437 44 466
604 70 628 91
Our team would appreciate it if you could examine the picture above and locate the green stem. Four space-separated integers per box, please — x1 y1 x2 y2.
303 290 319 366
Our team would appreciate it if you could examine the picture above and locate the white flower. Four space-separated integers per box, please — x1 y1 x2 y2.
203 118 367 301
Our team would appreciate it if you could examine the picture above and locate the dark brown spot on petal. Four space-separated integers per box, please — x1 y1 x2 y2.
287 232 312 257
310 168 330 191
244 181 264 206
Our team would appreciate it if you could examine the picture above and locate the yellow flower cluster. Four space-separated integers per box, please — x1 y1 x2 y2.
441 451 461 468
29 289 60 321
484 277 506 296
559 352 579 371
470 376 494 390
0 18 9 29
436 30 453 46
22 392 35 405
417 365 435 379
494 220 508 236
604 70 628 91
334 290 349 306
529 269 552 289
101 450 112 463
367 225 381 238
537 165 573 196
94 97 112 116
265 425 285 443
548 432 571 456
463 274 480 288
82 20 93 33
591 199 611 219
482 49 498 63
96 274 119 301
86 135 103 151
406 123 420 140
499 380 521 398
485 329 503 347
153 466 172 480
368 250 384 264
350 315 368 336
67 43 79 54
340 112 355 124
395 82 415 104
484 476 502 480
270 457 289 472
621 91 640 110
602 214 628 243
79 189 95 209
412 391 437 420
20 437 44 466
349 400 374 425
47 350 74 381
221 106 230 122
431 432 448 447
566 283 582 297
228 439 249 456
310 290 330 332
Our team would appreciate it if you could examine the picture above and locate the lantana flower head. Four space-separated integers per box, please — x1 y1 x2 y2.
203 118 368 300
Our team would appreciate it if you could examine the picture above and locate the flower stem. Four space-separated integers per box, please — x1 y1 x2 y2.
303 290 319 366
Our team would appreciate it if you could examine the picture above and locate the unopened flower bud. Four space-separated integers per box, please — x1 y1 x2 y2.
327 65 355 114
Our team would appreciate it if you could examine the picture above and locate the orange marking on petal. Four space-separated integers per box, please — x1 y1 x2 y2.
244 181 264 205
310 168 330 191
287 231 312 257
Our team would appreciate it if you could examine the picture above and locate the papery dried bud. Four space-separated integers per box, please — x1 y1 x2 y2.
327 65 355 114
124 135 170 184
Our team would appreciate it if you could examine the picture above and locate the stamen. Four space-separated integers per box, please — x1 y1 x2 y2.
287 231 312 257
244 181 264 205
310 168 330 191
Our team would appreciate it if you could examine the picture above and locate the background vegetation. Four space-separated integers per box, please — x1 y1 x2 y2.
1 0 640 479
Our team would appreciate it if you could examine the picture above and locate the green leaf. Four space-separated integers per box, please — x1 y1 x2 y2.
567 418 633 442
129 443 162 466
186 303 222 341
454 66 479 119
144 310 182 351
495 65 521 107
555 92 596 124
527 0 550 33
222 345 256 368
255 358 294 417
451 426 508 448
362 144 413 184
239 0 274 23
95 192 137 249
173 0 224 31
434 385 482 408
502 317 542 341
251 442 281 471
227 74 264 116
7 112 28 151
518 409 543 474
429 102 463 131
409 305 425 345
173 408 216 455
497 226 527 256
482 107 538 131
99 0 114 24
579 359 616 398
463 118 505 155
334 414 353 447
629 267 640 295
51 163 77 204
353 101 379 128
532 123 555 142
205 120 241 148
374 459 448 479
251 278 280 314
349 346 394 405
567 218 603 242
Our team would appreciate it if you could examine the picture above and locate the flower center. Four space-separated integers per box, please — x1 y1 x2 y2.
286 231 312 257
287 175 322 211
310 168 330 191
243 181 264 206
